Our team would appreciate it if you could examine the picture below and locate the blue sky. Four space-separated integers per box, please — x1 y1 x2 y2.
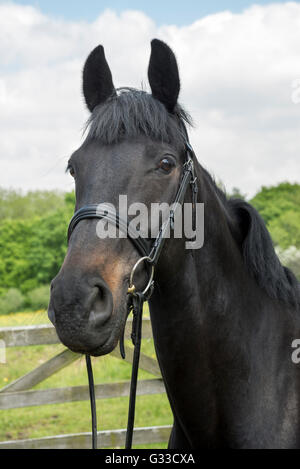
3 0 295 24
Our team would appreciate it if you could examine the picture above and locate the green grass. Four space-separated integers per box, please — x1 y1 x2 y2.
0 310 172 448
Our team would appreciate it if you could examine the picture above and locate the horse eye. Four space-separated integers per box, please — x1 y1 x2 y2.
69 166 75 178
158 157 175 174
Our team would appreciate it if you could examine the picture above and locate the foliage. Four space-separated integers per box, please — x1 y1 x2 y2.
250 183 300 223
0 288 25 315
26 285 50 311
228 187 247 200
0 191 74 295
0 209 71 294
64 191 76 208
276 246 300 280
250 182 300 249
0 188 66 223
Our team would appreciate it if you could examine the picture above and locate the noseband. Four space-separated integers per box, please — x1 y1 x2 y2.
67 141 197 449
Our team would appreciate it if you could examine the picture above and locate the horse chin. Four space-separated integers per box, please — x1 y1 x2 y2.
61 327 120 357
87 328 121 357
86 341 116 357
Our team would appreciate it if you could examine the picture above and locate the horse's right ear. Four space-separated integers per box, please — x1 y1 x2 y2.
83 45 116 113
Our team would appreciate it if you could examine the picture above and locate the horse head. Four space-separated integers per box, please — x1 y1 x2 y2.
48 40 192 355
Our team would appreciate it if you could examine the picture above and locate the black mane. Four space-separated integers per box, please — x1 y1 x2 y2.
85 88 192 148
201 167 300 309
229 198 300 309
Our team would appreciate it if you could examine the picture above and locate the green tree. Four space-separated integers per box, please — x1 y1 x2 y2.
26 285 51 310
276 246 300 280
250 182 300 249
0 288 25 315
0 188 66 222
228 187 247 200
0 192 74 294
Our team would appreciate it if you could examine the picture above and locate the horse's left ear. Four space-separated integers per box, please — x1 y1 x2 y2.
83 45 116 112
148 39 180 113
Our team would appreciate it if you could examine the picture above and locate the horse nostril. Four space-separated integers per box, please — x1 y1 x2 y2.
97 285 105 301
88 284 113 329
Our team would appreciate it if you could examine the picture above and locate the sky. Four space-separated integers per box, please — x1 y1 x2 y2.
5 0 289 25
1 1 300 197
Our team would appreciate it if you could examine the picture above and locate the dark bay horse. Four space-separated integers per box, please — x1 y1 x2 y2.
48 39 300 448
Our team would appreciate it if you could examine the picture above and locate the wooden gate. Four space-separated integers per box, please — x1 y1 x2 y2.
0 319 171 449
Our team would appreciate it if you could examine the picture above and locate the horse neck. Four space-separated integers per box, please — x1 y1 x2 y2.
148 163 247 440
149 161 245 333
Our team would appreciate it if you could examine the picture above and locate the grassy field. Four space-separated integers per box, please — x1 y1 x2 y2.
0 310 172 449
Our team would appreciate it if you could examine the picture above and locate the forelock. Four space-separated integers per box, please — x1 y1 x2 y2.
85 88 192 150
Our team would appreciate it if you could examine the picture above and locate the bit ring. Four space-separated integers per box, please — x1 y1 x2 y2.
127 256 154 295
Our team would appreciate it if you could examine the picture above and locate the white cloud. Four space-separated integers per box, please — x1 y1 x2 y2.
0 2 300 196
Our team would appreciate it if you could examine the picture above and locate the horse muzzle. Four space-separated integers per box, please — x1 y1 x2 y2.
48 273 120 355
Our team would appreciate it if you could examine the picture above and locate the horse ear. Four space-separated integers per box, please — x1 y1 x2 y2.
148 39 180 113
83 45 116 112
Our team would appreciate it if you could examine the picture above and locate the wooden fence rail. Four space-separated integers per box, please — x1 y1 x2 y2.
0 378 165 409
0 318 153 347
0 426 172 450
0 319 170 449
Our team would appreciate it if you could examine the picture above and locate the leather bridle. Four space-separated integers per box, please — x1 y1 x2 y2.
67 140 197 449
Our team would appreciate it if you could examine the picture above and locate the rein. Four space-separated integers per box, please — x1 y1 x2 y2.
67 141 197 449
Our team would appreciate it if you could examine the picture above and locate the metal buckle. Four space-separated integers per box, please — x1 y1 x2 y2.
190 176 198 192
127 256 155 296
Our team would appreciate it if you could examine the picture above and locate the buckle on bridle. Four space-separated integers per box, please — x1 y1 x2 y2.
127 256 155 297
190 176 198 193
